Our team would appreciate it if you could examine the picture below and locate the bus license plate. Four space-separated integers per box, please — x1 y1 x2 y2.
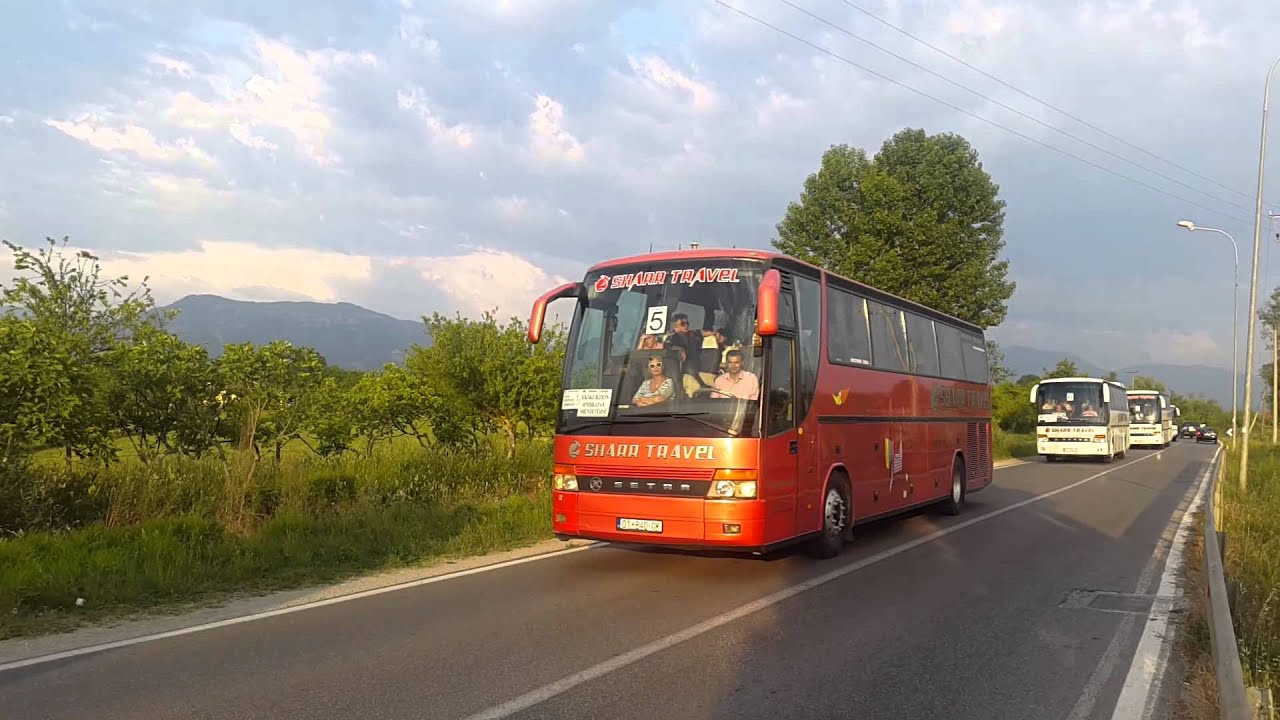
617 517 663 533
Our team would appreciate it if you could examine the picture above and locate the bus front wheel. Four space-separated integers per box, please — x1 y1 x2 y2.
806 476 851 559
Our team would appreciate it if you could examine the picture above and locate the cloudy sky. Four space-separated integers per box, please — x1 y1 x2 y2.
1 0 1278 372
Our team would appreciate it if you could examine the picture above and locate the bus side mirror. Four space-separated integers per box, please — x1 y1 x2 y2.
1028 383 1039 404
1102 384 1112 403
756 268 782 336
528 282 582 344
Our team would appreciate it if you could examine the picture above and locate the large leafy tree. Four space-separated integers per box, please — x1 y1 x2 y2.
216 340 327 462
1 238 162 464
1042 359 1080 379
774 128 1014 327
108 324 223 461
406 311 567 457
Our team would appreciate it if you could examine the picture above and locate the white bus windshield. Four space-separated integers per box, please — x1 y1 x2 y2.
1129 395 1161 423
559 259 766 437
1036 382 1107 425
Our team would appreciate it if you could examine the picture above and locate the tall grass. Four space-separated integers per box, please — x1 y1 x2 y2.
1219 444 1280 693
0 439 556 639
992 428 1036 461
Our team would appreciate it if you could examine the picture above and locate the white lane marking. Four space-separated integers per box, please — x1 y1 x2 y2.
0 542 604 673
1108 445 1220 719
1065 445 1203 720
0 456 1046 672
458 451 1164 720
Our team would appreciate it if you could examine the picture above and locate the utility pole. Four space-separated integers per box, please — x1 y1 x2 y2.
1239 55 1280 492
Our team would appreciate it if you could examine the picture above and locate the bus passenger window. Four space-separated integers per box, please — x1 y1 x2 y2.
768 338 795 436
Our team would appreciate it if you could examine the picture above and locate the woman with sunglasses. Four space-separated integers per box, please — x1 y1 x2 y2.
632 356 674 407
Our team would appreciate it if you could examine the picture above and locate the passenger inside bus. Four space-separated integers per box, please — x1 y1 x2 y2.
632 356 675 406
712 349 759 400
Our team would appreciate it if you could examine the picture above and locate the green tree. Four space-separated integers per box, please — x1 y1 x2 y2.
986 340 1011 385
1 238 163 464
773 129 1014 327
406 311 567 457
0 316 76 464
992 381 1036 433
216 340 327 462
1103 370 1119 382
108 325 223 462
1258 286 1280 433
1131 375 1166 392
1042 359 1080 379
1015 373 1040 386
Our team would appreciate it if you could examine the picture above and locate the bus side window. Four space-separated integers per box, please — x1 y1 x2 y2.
768 338 795 436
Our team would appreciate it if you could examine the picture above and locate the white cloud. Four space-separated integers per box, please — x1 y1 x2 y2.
528 95 584 163
408 247 572 319
163 37 378 165
396 87 476 149
147 53 195 77
0 239 571 323
45 117 214 166
627 55 716 112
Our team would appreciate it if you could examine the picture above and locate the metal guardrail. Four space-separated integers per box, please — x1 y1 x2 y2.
1204 448 1253 720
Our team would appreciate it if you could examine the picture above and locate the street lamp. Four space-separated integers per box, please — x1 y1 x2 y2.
1177 220 1240 443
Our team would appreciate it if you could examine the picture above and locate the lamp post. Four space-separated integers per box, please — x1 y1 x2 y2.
1177 220 1239 444
1239 55 1280 493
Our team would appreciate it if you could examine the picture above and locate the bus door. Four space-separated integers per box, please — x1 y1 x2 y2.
761 336 799 542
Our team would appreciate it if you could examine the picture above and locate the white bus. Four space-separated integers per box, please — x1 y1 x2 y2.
1127 390 1175 447
1168 404 1181 442
1029 377 1131 462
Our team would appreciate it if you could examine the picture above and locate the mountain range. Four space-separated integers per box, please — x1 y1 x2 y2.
999 344 1257 408
155 296 1253 406
160 295 429 371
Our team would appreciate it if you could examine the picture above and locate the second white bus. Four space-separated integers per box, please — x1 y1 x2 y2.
1127 390 1175 447
1030 377 1131 462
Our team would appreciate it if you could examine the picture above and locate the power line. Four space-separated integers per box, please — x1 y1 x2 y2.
774 0 1254 215
714 1 1255 227
831 0 1258 204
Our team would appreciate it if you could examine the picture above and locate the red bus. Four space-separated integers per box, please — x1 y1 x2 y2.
527 248 993 558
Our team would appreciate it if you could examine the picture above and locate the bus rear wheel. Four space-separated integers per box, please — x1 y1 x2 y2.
805 476 851 559
941 460 966 516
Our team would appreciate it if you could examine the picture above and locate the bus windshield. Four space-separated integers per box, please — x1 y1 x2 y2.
559 258 766 438
1036 382 1107 425
1129 395 1160 423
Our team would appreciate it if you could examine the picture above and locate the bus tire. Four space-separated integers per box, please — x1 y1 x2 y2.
806 475 851 559
941 459 966 516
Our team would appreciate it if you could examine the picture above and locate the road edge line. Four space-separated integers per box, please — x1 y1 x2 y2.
1107 445 1221 719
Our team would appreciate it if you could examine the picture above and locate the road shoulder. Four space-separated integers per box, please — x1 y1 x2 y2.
0 537 595 667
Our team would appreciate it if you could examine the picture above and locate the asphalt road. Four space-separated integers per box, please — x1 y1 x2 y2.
1 441 1216 720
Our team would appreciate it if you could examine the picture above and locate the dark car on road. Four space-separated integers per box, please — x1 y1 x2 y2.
1196 427 1219 444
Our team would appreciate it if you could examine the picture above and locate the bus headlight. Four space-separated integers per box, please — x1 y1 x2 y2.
553 464 578 491
708 470 758 498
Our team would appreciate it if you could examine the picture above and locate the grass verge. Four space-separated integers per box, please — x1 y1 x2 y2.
0 492 553 640
1171 508 1220 720
1219 443 1280 699
993 429 1036 462
0 440 556 640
